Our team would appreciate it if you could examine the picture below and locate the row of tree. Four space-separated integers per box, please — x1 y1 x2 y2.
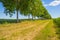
0 0 52 22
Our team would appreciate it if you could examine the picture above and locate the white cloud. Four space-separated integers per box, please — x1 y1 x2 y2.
43 0 60 6
49 0 60 6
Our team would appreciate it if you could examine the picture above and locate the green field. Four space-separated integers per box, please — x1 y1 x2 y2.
0 20 57 40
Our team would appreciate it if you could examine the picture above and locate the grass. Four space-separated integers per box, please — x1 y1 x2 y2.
53 18 60 40
0 20 57 40
33 20 56 40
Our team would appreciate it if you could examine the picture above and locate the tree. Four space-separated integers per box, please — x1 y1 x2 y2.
39 7 52 19
0 0 30 22
28 0 45 19
0 0 16 17
0 0 51 21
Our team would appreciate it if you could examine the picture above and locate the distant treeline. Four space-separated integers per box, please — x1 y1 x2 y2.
0 19 17 24
0 19 45 24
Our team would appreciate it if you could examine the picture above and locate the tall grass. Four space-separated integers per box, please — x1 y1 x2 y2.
53 18 60 27
53 18 60 39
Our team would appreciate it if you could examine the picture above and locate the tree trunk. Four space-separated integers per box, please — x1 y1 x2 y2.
32 16 33 20
16 0 19 23
28 14 30 19
16 10 19 23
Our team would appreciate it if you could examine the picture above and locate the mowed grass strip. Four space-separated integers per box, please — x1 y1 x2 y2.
6 20 49 40
0 21 47 38
0 20 50 40
21 20 50 40
0 20 43 30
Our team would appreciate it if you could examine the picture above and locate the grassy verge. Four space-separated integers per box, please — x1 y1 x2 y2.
53 18 60 40
33 20 56 40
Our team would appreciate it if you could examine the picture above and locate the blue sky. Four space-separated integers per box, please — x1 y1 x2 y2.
42 0 60 18
0 0 60 19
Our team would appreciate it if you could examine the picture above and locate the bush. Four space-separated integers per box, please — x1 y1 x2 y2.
53 18 60 27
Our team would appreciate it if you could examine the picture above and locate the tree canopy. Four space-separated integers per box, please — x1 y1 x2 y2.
0 0 52 20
